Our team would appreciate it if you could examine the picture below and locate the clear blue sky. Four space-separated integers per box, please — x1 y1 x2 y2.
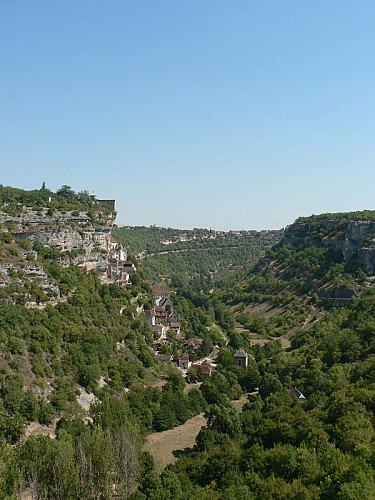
1 1 374 230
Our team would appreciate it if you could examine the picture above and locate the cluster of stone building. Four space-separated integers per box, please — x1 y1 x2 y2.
159 228 265 246
106 235 136 284
0 196 137 305
145 284 182 340
143 283 213 377
155 345 250 379
144 283 252 378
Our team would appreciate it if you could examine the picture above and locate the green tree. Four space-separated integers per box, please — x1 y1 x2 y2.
205 402 242 439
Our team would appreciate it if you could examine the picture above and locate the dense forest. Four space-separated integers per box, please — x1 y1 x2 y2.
148 288 375 499
296 210 375 223
113 225 282 289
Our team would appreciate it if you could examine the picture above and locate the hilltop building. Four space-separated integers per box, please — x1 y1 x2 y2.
96 199 116 211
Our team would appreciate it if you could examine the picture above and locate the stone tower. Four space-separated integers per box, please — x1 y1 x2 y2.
234 349 248 369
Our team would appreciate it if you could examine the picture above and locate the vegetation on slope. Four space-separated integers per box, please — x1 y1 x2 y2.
128 211 375 499
0 184 114 218
135 287 375 499
2 200 375 498
296 209 375 223
218 238 368 339
113 225 282 287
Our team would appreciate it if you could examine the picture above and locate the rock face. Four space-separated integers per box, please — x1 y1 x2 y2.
1 208 123 272
284 220 375 273
0 198 130 307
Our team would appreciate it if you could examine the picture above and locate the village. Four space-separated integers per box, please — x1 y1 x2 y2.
106 236 308 402
105 234 253 381
0 211 256 383
143 281 250 380
159 228 268 246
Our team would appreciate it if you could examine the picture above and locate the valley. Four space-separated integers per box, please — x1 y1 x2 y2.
1 185 375 498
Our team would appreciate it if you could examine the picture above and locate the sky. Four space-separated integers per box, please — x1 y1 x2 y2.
1 1 375 230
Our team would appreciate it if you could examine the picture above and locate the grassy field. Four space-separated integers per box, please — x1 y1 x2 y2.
143 413 207 473
144 394 249 472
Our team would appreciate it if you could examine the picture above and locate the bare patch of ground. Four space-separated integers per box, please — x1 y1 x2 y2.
242 302 284 319
77 387 96 412
231 394 250 412
145 378 168 389
246 333 292 348
234 325 248 333
250 337 271 346
143 413 207 473
22 418 58 442
280 336 292 349
20 489 33 500
184 382 202 393
144 393 250 472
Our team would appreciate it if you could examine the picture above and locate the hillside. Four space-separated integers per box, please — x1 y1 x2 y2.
3 200 375 498
137 211 375 499
218 212 375 344
0 186 211 497
0 186 154 431
285 215 375 273
113 225 282 288
159 287 375 499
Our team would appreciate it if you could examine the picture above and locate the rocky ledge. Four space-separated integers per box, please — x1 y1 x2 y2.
284 220 375 273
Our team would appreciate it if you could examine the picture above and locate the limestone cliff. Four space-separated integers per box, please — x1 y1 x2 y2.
0 201 128 306
284 219 375 273
0 206 122 271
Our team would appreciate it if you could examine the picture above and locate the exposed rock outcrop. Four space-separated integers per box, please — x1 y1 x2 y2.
284 220 375 273
1 207 124 272
0 202 129 304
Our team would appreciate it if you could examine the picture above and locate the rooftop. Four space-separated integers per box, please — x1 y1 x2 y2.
234 349 248 358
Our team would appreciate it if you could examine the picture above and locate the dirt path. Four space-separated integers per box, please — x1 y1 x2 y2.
302 305 316 329
143 413 207 473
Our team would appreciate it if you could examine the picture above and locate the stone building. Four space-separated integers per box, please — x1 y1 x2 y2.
234 349 248 369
